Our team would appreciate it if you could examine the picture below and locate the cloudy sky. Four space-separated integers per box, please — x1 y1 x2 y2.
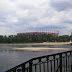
0 0 72 35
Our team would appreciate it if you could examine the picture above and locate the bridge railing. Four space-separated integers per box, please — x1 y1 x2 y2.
2 50 72 72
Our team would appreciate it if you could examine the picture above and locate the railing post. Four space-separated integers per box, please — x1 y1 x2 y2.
66 53 67 72
60 54 62 72
71 65 72 72
71 54 72 72
29 60 32 72
39 58 41 72
70 51 72 72
22 63 25 72
53 56 55 72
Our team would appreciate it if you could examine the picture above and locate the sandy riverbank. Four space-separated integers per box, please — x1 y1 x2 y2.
41 42 72 45
0 42 72 45
10 47 72 51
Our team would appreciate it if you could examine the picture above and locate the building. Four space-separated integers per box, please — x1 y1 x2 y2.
17 29 59 36
17 31 59 37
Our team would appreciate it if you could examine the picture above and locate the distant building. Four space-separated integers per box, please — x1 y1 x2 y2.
17 29 59 36
17 32 58 36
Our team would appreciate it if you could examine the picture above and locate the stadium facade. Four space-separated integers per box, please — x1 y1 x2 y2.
17 29 59 36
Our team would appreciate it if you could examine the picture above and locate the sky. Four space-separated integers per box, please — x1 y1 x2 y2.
0 0 72 35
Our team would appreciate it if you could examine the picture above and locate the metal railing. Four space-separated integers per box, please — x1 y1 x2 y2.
2 50 72 72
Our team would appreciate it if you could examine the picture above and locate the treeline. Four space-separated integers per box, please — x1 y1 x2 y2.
0 34 72 43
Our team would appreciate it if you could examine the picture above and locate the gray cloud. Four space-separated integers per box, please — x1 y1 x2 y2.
63 20 72 24
50 0 72 11
18 5 35 10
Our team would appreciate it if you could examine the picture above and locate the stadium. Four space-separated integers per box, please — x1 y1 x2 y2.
17 29 59 36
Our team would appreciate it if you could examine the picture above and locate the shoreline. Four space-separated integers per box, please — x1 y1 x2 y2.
0 42 71 45
10 47 72 51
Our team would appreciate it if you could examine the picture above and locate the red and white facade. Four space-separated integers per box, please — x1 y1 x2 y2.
17 32 58 36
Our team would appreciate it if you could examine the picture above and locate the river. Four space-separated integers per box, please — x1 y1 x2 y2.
0 45 72 71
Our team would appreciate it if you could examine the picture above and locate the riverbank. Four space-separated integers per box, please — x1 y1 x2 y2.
11 47 72 51
0 42 72 45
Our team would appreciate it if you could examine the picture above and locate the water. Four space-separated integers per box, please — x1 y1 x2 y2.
0 45 72 71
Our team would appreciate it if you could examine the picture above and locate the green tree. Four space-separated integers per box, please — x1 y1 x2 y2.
0 35 4 43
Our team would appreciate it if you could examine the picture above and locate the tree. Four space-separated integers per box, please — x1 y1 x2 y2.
0 35 4 43
58 35 70 42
